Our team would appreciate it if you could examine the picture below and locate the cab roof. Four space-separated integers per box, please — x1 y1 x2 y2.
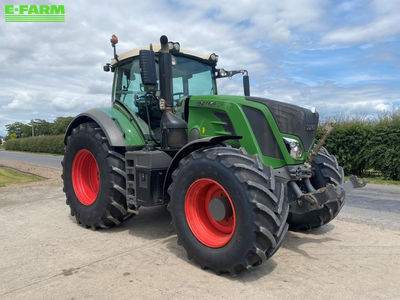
111 44 214 66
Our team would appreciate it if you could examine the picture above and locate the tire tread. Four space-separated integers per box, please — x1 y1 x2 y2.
63 122 130 229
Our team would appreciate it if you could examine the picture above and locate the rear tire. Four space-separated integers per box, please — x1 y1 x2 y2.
288 147 345 231
62 122 130 229
168 147 289 275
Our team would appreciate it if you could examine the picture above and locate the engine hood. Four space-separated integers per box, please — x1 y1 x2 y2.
246 96 319 151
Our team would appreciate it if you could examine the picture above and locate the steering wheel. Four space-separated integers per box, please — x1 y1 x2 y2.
173 92 186 105
173 92 185 99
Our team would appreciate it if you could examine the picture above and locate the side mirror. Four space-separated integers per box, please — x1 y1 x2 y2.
243 74 250 96
103 64 110 72
139 50 157 86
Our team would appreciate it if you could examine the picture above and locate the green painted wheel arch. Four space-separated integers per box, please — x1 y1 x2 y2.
64 106 145 147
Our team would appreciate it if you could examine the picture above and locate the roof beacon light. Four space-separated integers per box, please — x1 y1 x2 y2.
110 34 118 46
110 34 119 62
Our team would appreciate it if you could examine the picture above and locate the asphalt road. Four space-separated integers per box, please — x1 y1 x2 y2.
0 150 62 168
1 151 399 298
1 150 399 228
341 183 400 230
1 184 399 299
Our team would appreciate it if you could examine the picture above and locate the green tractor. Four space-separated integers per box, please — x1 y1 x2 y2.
62 35 348 274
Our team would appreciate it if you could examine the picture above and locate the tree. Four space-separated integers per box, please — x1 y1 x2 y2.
21 123 32 137
5 117 73 139
32 119 52 136
51 117 74 135
5 122 31 138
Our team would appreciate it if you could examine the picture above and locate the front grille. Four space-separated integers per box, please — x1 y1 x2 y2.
213 111 237 135
246 97 319 150
242 106 283 159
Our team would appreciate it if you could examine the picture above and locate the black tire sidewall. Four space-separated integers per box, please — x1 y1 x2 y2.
310 162 328 189
288 149 344 231
171 156 256 269
64 126 114 225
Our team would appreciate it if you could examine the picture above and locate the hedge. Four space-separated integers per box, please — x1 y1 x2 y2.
3 114 400 180
4 135 64 154
319 114 400 180
365 115 400 180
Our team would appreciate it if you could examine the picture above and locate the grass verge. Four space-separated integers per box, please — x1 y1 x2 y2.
0 166 44 187
345 176 400 186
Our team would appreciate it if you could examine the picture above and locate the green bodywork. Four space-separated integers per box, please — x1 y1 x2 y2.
187 95 308 168
97 104 146 147
95 52 312 169
98 94 310 169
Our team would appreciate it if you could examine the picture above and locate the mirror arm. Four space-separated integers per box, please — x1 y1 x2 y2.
216 69 248 78
216 69 250 96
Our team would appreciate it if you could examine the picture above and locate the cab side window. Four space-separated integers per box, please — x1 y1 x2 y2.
114 59 144 112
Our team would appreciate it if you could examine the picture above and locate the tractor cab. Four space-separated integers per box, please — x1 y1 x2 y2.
104 42 218 141
111 49 217 139
106 36 249 145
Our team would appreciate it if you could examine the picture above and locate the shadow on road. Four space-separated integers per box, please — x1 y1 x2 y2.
282 231 338 260
71 206 340 280
100 206 279 280
102 206 175 239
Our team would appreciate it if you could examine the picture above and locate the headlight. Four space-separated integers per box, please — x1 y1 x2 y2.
168 42 180 52
218 68 227 77
283 137 303 159
173 42 180 51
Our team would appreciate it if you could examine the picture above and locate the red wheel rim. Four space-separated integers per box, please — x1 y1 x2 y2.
72 149 100 205
185 178 236 248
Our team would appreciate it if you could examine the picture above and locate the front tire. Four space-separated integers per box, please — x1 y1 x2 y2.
62 122 130 229
288 147 345 231
168 147 289 274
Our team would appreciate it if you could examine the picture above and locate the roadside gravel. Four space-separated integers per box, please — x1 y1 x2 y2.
0 158 62 191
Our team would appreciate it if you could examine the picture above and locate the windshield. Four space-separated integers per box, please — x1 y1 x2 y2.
172 56 216 100
113 55 216 112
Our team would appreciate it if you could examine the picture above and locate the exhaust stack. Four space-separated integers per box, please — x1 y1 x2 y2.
158 35 174 109
158 35 188 151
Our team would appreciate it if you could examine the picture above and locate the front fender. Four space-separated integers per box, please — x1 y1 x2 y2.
162 135 242 200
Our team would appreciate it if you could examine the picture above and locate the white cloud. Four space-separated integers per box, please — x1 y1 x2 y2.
177 0 327 42
375 102 391 112
0 0 398 136
219 76 399 117
51 93 109 111
321 0 400 45
321 17 400 45
2 91 34 111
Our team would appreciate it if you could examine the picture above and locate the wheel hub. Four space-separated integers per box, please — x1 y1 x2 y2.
184 178 236 248
208 196 232 221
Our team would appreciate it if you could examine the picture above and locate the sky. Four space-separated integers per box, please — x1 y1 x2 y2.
0 0 399 136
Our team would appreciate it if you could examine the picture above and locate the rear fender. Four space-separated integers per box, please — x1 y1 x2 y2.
64 109 125 147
